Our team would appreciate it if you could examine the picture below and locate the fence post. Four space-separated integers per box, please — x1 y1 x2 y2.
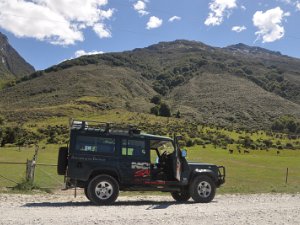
25 145 39 182
285 168 289 184
26 159 36 182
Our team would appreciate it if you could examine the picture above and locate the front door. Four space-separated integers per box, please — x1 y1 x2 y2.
173 136 182 181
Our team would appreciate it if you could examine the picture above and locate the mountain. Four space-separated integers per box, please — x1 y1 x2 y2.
0 40 299 129
0 32 35 79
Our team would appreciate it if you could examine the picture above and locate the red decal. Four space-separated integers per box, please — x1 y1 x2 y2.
134 169 150 177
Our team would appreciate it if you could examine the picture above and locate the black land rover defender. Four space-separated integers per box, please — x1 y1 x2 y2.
57 120 225 205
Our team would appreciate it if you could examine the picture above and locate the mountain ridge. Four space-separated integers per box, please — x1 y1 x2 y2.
0 39 299 129
0 32 35 79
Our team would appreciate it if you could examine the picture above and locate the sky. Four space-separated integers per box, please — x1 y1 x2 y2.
0 0 300 70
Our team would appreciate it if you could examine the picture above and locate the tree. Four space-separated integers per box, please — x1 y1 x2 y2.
175 110 181 118
150 95 161 105
159 103 171 117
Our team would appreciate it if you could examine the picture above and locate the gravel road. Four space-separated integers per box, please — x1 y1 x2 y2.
0 191 299 225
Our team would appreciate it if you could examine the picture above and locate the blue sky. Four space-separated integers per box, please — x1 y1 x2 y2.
0 0 300 70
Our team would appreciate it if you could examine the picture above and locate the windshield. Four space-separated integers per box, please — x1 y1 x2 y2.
150 140 174 154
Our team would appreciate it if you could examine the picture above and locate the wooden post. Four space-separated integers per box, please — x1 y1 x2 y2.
25 145 39 182
26 159 36 182
285 168 289 184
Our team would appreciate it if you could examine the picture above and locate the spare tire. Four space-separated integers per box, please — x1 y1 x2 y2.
57 147 68 175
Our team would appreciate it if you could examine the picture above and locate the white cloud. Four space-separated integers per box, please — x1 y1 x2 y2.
232 25 246 32
0 0 114 45
241 5 246 10
296 1 300 10
253 7 289 43
93 23 112 38
133 0 149 16
146 16 163 29
74 50 104 58
168 16 181 22
204 0 237 26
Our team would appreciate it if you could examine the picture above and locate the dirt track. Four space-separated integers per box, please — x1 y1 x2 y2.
0 191 300 225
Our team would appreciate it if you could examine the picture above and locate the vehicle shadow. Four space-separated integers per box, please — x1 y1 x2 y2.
23 200 217 208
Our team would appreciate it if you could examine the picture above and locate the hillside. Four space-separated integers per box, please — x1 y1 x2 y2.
0 32 34 79
0 40 299 129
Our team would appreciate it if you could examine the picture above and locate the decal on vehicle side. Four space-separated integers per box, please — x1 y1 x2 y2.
134 169 150 177
131 162 150 170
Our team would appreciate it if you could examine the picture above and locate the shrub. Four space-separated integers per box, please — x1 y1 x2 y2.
150 106 159 116
186 139 194 147
175 110 181 118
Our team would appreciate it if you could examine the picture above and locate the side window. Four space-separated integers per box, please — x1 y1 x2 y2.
75 136 115 154
122 139 146 157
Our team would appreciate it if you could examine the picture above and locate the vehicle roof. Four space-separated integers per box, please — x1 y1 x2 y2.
71 128 173 141
139 133 173 141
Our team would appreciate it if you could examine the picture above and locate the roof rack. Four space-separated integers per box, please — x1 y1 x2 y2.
69 119 141 135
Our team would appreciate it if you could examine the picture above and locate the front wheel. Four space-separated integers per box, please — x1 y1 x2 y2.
189 175 216 203
84 187 91 200
171 190 190 202
87 175 119 205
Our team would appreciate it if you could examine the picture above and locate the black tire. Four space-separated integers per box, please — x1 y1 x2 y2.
84 187 91 200
171 190 190 202
57 147 68 175
189 175 216 203
87 175 119 205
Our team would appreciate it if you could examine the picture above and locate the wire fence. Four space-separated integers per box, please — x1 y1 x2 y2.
0 161 63 189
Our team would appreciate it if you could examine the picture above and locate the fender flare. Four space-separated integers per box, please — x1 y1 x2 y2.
190 169 218 183
87 167 121 183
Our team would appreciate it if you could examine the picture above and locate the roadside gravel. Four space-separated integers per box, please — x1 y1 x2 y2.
0 191 299 225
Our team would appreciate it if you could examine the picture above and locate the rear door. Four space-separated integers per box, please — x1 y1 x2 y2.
118 138 150 184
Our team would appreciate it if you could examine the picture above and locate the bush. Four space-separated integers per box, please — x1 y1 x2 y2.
285 143 294 149
175 110 181 118
271 116 300 134
150 106 159 116
13 179 39 191
186 139 194 147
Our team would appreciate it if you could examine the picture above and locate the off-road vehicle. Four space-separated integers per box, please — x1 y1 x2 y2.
57 120 225 205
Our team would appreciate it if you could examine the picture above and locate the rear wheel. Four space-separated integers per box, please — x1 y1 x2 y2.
87 175 119 205
189 175 216 203
171 190 190 202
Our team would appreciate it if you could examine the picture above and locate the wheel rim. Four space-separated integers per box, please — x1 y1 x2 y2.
197 181 211 198
95 181 113 200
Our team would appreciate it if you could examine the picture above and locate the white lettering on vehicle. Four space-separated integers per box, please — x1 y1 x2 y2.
131 162 150 169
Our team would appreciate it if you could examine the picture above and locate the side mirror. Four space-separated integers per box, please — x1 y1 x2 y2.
181 149 187 158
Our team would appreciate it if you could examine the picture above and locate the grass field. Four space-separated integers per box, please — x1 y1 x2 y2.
0 144 299 194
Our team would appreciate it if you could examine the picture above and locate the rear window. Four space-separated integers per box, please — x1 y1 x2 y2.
75 136 115 154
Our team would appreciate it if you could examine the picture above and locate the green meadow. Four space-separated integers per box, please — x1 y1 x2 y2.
0 143 299 194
